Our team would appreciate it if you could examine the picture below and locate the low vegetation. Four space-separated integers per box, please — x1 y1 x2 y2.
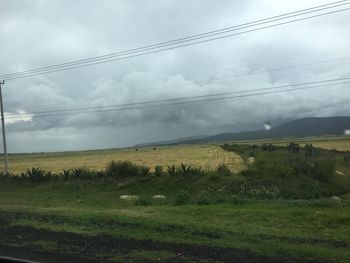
1 142 349 201
0 141 349 262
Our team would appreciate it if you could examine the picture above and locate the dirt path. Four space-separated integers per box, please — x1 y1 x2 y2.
0 225 331 263
0 244 102 263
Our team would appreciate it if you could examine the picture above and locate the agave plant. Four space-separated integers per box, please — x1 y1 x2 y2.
138 165 151 176
59 169 72 180
166 164 176 176
71 167 94 179
216 163 231 176
177 163 192 176
25 167 49 182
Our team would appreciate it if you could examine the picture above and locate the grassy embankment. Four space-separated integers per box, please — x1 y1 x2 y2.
0 140 349 262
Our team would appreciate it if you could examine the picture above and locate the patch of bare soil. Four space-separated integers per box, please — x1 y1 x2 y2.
0 225 332 263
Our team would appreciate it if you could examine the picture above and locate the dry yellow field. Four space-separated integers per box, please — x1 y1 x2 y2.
3 145 246 174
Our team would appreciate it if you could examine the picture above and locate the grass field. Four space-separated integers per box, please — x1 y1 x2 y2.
0 178 349 262
0 139 350 262
2 144 246 175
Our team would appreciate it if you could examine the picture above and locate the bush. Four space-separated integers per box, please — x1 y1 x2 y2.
134 196 151 206
312 160 335 182
286 142 300 153
106 160 139 177
174 191 190 206
209 173 220 181
230 195 246 205
261 144 275 151
196 195 211 205
154 165 163 176
292 158 335 182
106 160 151 177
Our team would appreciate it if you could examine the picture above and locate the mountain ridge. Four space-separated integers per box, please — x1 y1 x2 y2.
134 116 350 147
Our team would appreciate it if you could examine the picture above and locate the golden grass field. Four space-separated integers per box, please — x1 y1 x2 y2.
3 145 246 174
2 136 349 175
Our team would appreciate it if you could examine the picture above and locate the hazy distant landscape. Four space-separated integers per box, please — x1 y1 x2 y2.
136 116 350 146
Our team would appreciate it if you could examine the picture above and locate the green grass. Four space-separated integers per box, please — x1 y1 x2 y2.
0 177 349 262
1 142 350 262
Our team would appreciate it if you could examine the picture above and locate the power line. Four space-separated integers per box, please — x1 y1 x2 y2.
2 0 347 78
4 5 349 80
2 2 349 81
3 0 347 79
15 55 350 110
8 76 350 115
6 77 349 119
7 81 350 120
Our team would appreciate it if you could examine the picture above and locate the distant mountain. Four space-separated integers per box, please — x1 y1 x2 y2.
134 135 209 147
181 116 350 144
135 117 350 147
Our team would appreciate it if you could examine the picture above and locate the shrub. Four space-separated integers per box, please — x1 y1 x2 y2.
292 158 335 182
286 142 300 153
134 196 151 206
196 195 211 205
106 160 139 177
174 191 190 206
154 165 163 176
261 144 275 151
312 160 335 182
230 195 245 205
344 152 350 162
106 160 151 177
214 195 226 204
209 173 220 181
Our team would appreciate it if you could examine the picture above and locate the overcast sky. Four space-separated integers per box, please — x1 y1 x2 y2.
0 0 349 152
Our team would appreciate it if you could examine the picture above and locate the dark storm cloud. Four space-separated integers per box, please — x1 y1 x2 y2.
0 0 349 152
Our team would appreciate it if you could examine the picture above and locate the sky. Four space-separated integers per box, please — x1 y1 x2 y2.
0 0 349 152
